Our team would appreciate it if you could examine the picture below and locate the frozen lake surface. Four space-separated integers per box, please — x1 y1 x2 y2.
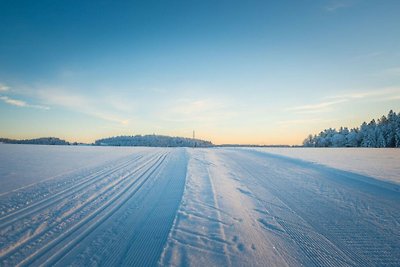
0 144 147 194
246 147 400 184
0 145 399 266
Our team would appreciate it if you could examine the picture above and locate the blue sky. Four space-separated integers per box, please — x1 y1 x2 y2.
0 0 399 144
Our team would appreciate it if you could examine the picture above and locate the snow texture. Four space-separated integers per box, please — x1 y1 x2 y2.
245 147 400 184
161 148 400 266
0 145 399 266
0 144 150 194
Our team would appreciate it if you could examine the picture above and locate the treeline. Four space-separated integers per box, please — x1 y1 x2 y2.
94 135 213 147
0 137 71 145
303 110 400 148
217 144 291 147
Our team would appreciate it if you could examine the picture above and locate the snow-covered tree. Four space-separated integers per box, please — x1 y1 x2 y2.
346 129 358 147
302 110 399 148
332 133 346 147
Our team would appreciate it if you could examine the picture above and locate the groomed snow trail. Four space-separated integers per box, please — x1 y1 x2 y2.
161 148 400 267
1 146 399 266
0 148 188 266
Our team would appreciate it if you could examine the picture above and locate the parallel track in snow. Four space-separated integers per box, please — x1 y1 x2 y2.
3 147 397 266
23 153 168 267
1 153 162 264
0 149 190 267
0 153 145 215
0 154 144 228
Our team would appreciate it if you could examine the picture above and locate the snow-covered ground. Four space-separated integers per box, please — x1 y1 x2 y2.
0 145 399 266
0 144 149 194
161 148 400 266
245 147 400 184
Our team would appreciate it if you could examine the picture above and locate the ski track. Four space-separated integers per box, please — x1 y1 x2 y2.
22 153 168 266
0 154 144 228
1 146 399 266
0 148 188 267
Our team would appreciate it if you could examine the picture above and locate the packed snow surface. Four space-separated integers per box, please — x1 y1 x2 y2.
0 144 147 193
0 145 399 266
246 147 400 184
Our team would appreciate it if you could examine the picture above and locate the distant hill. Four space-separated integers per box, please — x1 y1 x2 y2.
94 135 213 147
0 137 70 145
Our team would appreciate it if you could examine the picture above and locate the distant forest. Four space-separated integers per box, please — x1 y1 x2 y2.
0 137 71 145
94 135 213 147
303 110 400 148
0 135 213 147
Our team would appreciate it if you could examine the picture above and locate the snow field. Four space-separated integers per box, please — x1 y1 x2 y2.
245 147 400 184
0 145 399 266
160 149 292 266
0 144 152 194
162 148 400 266
0 148 188 266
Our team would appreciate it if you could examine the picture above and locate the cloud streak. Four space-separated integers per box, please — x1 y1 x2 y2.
288 99 348 113
328 87 400 100
35 89 130 125
324 0 358 12
0 96 50 110
0 82 133 125
0 84 9 92
288 87 400 115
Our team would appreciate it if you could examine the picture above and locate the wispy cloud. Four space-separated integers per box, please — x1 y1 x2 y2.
287 99 348 114
288 87 400 115
35 89 130 125
328 87 400 100
0 96 25 107
324 0 358 12
0 95 50 110
0 82 133 125
0 84 9 92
